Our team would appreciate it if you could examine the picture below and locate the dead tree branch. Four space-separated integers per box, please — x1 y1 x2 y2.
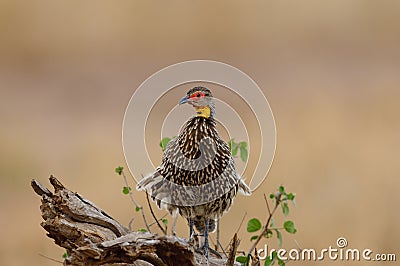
31 175 237 266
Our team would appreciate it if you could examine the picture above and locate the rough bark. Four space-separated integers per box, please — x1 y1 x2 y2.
31 176 238 266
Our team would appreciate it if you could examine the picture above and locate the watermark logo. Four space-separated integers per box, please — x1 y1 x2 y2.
257 237 396 262
122 60 276 206
336 237 348 248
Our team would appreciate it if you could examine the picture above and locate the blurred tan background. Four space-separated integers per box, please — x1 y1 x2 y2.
1 1 399 265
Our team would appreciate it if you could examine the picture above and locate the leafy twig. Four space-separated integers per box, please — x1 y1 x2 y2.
236 186 297 266
247 196 280 255
146 191 167 235
115 166 151 232
148 213 168 227
263 193 272 216
235 212 248 235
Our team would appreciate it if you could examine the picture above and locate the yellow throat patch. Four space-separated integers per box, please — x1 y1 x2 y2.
196 106 211 118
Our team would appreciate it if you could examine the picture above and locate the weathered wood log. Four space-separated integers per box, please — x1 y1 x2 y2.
31 176 238 266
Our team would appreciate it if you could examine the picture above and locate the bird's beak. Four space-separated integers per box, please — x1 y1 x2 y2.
179 95 189 105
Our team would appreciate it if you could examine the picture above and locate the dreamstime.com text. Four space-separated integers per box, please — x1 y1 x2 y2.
257 237 396 262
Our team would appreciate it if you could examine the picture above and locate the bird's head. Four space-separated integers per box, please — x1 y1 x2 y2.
179 86 215 118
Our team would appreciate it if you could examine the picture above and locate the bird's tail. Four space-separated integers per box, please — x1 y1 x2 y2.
237 174 252 195
136 171 159 191
136 170 177 214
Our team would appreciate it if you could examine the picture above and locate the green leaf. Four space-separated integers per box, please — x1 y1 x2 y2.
239 142 248 162
270 193 275 199
265 252 277 266
232 145 239 157
135 206 140 212
286 193 295 201
270 217 275 227
276 229 282 246
250 235 258 241
228 138 233 150
265 257 274 266
283 220 297 234
247 218 262 232
138 228 148 232
162 218 168 226
62 252 68 259
122 186 131 195
115 166 124 175
160 137 171 151
277 258 285 266
236 255 249 264
229 139 239 157
279 185 285 194
240 141 247 148
281 202 289 216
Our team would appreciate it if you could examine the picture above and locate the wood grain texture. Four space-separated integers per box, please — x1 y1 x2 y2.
32 176 238 266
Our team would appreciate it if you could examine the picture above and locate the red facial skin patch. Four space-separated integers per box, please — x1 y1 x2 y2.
189 91 205 99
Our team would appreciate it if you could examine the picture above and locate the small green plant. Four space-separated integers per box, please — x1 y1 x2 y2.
115 165 168 234
122 186 131 195
228 139 248 162
160 137 172 151
116 138 295 266
247 218 262 233
236 185 297 266
115 166 124 175
265 251 284 266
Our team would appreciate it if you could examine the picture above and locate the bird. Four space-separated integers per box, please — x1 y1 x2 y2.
137 86 251 257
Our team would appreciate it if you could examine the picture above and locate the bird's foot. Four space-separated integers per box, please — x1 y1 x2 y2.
188 233 198 246
196 244 222 259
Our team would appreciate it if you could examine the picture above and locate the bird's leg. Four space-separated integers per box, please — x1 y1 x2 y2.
197 219 222 259
171 209 178 236
188 218 194 240
203 218 210 258
215 218 220 251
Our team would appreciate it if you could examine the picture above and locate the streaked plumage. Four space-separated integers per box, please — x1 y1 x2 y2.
137 87 251 256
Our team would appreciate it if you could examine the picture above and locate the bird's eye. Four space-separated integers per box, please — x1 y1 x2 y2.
190 92 204 99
